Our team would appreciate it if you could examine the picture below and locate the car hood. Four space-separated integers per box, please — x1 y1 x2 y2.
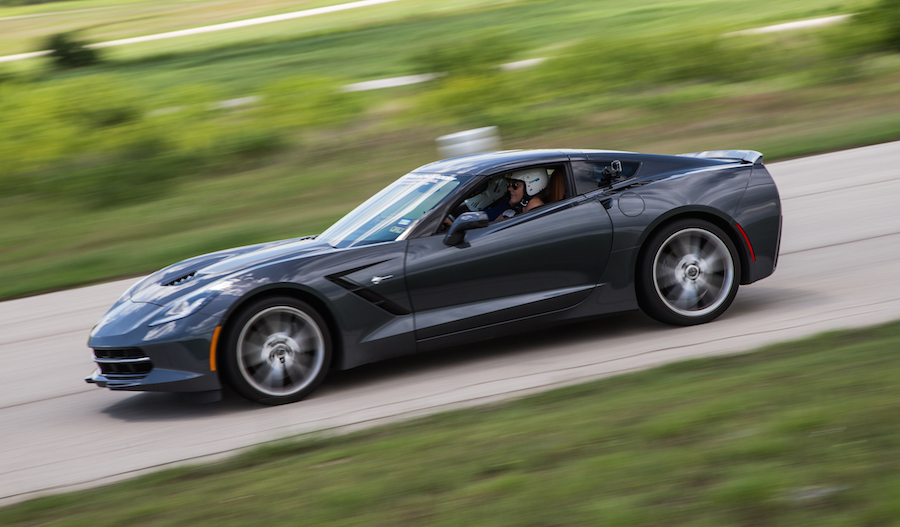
126 236 334 306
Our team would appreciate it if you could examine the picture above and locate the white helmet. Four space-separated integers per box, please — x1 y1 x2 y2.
464 177 507 211
507 168 549 197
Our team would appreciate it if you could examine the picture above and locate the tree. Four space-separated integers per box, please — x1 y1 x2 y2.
44 33 100 69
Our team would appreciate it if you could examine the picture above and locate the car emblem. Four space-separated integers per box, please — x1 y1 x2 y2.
371 275 393 285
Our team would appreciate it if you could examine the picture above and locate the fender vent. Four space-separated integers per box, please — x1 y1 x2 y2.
325 263 410 316
328 276 411 316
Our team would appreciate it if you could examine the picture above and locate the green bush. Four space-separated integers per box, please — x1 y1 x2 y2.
0 77 182 204
44 33 101 69
408 23 890 134
856 0 900 52
49 137 183 206
407 36 529 130
418 73 513 121
537 31 783 96
0 74 361 207
414 70 562 136
255 76 363 131
410 35 521 77
0 76 284 206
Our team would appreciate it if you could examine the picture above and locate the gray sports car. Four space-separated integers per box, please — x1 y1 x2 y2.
86 149 781 405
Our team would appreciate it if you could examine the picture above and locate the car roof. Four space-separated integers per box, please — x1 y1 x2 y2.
413 149 635 176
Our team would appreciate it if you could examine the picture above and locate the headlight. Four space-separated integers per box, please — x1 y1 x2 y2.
149 289 220 326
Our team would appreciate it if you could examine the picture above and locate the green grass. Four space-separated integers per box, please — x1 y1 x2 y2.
0 0 871 69
4 321 900 526
1 0 900 300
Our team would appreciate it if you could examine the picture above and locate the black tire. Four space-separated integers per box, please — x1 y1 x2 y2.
637 219 741 326
222 296 331 405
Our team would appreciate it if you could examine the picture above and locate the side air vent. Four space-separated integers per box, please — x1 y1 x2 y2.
164 271 196 286
328 276 410 316
325 263 410 316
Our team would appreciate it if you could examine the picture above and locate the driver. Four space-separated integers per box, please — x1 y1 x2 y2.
462 177 509 221
499 168 549 220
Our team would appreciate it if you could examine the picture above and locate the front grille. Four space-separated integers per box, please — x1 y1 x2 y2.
93 348 144 360
92 348 153 376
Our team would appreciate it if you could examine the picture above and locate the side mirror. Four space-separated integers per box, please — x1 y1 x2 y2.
443 211 489 246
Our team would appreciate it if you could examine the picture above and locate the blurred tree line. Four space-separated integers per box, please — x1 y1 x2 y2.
412 0 900 131
1 0 899 208
857 0 900 51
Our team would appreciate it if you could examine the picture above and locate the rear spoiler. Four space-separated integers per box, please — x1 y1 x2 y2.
678 150 763 165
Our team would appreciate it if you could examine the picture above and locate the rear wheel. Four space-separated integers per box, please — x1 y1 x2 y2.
223 297 331 405
637 220 740 326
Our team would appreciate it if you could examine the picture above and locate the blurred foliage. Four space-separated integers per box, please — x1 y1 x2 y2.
410 13 900 130
44 33 102 69
255 76 363 130
541 32 751 91
417 73 521 125
410 35 520 76
1 5 896 191
0 74 361 207
0 70 15 87
410 35 563 134
855 0 900 51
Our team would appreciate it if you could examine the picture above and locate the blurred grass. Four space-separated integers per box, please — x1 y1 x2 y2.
4 321 900 525
0 0 869 68
2 0 900 299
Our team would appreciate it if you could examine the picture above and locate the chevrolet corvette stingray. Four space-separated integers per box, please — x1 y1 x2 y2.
87 149 781 404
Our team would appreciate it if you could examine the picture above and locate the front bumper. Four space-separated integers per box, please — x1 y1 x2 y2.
85 366 218 392
85 339 222 392
86 300 224 393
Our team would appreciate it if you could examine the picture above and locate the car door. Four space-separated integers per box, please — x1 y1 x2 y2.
404 178 614 343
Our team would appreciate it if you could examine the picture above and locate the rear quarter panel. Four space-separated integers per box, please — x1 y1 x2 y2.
732 165 782 283
594 164 754 309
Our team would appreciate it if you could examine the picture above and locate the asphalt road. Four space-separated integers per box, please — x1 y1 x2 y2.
2 141 900 506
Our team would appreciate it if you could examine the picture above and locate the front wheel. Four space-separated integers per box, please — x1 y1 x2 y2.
637 220 741 326
223 297 331 405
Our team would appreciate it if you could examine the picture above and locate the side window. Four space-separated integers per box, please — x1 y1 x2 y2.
452 164 570 221
427 163 578 237
572 161 640 195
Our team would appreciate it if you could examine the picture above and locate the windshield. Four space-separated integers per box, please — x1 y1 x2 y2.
319 173 471 248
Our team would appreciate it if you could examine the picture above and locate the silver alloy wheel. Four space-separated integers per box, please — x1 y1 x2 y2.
236 305 326 397
651 227 735 318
